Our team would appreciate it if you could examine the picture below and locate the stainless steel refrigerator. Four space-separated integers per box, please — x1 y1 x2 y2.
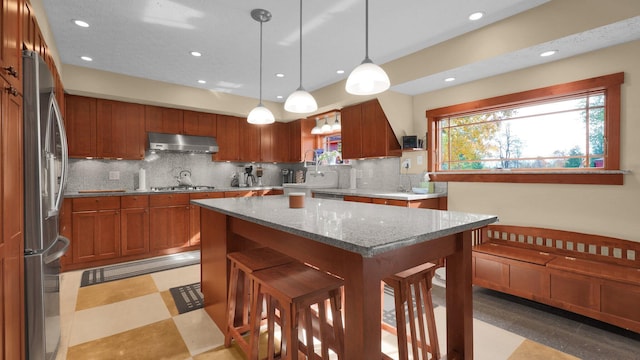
23 50 69 360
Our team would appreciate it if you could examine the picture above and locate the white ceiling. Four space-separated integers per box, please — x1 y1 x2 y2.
41 0 640 104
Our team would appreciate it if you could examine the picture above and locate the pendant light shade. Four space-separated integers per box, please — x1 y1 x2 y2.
311 117 322 134
284 0 318 113
331 113 341 131
247 9 275 125
247 104 275 124
346 0 390 95
321 116 332 133
284 87 317 113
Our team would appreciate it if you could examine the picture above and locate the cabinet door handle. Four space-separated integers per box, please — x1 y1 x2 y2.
115 211 119 215
5 86 18 96
3 66 18 77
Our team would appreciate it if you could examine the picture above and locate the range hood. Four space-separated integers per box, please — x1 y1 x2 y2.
148 132 219 153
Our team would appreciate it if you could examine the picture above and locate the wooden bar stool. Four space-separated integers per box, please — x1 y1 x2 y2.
224 247 295 356
250 261 345 360
382 262 440 360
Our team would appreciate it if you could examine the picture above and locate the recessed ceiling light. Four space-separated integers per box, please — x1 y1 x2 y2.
73 19 90 27
468 12 484 21
80 56 92 62
540 50 558 57
276 95 283 99
197 80 206 84
275 73 285 78
445 77 456 82
336 70 345 74
190 51 202 57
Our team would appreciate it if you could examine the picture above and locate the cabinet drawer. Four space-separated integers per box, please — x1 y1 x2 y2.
72 196 120 211
121 195 149 209
149 193 190 207
224 190 257 198
190 192 224 200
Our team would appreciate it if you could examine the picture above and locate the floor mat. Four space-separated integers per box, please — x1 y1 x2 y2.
170 282 204 314
80 251 200 287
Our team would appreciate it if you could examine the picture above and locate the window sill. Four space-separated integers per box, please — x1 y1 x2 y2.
430 170 629 185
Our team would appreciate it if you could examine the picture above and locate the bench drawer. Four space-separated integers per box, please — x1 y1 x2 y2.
549 271 599 310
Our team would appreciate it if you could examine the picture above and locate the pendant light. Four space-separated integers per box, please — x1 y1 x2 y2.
247 9 275 125
345 0 390 95
321 116 332 133
284 0 318 113
311 117 322 134
331 112 341 131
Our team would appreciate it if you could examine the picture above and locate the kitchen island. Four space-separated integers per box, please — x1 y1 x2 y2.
193 195 497 359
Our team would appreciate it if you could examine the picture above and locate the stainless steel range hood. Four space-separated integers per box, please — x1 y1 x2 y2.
148 132 219 153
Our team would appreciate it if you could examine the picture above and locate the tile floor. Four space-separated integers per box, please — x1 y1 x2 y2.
56 262 623 359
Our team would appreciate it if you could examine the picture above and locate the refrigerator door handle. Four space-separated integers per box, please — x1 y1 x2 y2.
43 235 70 265
46 93 68 217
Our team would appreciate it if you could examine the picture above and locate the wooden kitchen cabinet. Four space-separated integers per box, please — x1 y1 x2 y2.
65 95 97 158
96 99 145 159
71 197 121 263
344 195 447 210
120 195 149 256
145 105 183 134
341 99 401 159
149 194 191 251
289 117 317 162
239 120 261 162
224 190 257 198
1 0 22 92
189 192 224 246
214 114 241 161
260 121 289 162
1 70 24 360
183 110 217 137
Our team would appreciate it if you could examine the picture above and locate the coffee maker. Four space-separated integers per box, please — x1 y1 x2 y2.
281 168 293 185
244 165 256 187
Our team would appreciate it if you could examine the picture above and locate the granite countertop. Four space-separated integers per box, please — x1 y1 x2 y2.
312 188 446 201
192 196 497 257
64 186 284 198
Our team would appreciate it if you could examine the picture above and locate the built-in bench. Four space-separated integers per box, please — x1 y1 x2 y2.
471 224 640 333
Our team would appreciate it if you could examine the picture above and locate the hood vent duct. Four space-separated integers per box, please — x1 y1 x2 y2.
148 132 219 154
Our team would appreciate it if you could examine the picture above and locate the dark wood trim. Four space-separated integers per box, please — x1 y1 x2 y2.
425 73 625 185
430 172 623 185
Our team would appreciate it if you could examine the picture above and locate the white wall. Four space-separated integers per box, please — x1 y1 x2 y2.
413 40 640 241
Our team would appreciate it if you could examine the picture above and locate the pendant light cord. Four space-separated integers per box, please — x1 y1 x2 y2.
365 0 369 60
299 0 303 88
259 19 264 104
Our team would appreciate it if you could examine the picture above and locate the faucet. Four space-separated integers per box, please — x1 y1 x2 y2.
303 149 324 176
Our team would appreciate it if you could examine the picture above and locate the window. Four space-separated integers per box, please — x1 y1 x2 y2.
426 73 624 185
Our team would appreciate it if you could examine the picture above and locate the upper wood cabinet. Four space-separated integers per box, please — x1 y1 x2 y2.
260 121 289 163
183 110 217 137
145 105 183 134
341 99 401 159
215 114 241 161
97 99 145 159
239 121 261 162
1 0 22 91
65 95 97 158
66 95 146 160
288 117 317 162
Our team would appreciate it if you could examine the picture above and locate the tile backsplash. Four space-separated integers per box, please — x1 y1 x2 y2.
66 152 446 194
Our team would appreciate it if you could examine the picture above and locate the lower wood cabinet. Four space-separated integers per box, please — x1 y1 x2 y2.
343 195 447 210
149 194 191 252
121 195 150 256
71 197 121 264
61 189 285 271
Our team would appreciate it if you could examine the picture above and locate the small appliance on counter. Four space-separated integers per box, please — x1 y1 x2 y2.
281 168 293 185
244 165 256 187
256 165 264 186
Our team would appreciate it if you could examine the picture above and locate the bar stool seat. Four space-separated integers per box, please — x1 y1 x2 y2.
382 262 440 360
251 261 345 360
224 247 296 355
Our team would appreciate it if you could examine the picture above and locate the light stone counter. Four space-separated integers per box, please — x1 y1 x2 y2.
64 186 284 198
311 188 446 201
192 195 496 258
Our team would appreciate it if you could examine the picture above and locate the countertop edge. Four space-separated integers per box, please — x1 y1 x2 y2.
312 188 447 201
64 186 284 198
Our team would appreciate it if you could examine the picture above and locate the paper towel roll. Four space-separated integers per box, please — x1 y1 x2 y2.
349 168 357 189
138 169 147 191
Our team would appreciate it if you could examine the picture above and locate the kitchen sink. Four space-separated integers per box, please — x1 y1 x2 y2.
283 170 338 196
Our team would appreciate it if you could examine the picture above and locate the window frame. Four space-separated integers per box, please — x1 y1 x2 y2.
425 72 624 185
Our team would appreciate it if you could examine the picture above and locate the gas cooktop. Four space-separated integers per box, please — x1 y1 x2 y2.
150 185 216 192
